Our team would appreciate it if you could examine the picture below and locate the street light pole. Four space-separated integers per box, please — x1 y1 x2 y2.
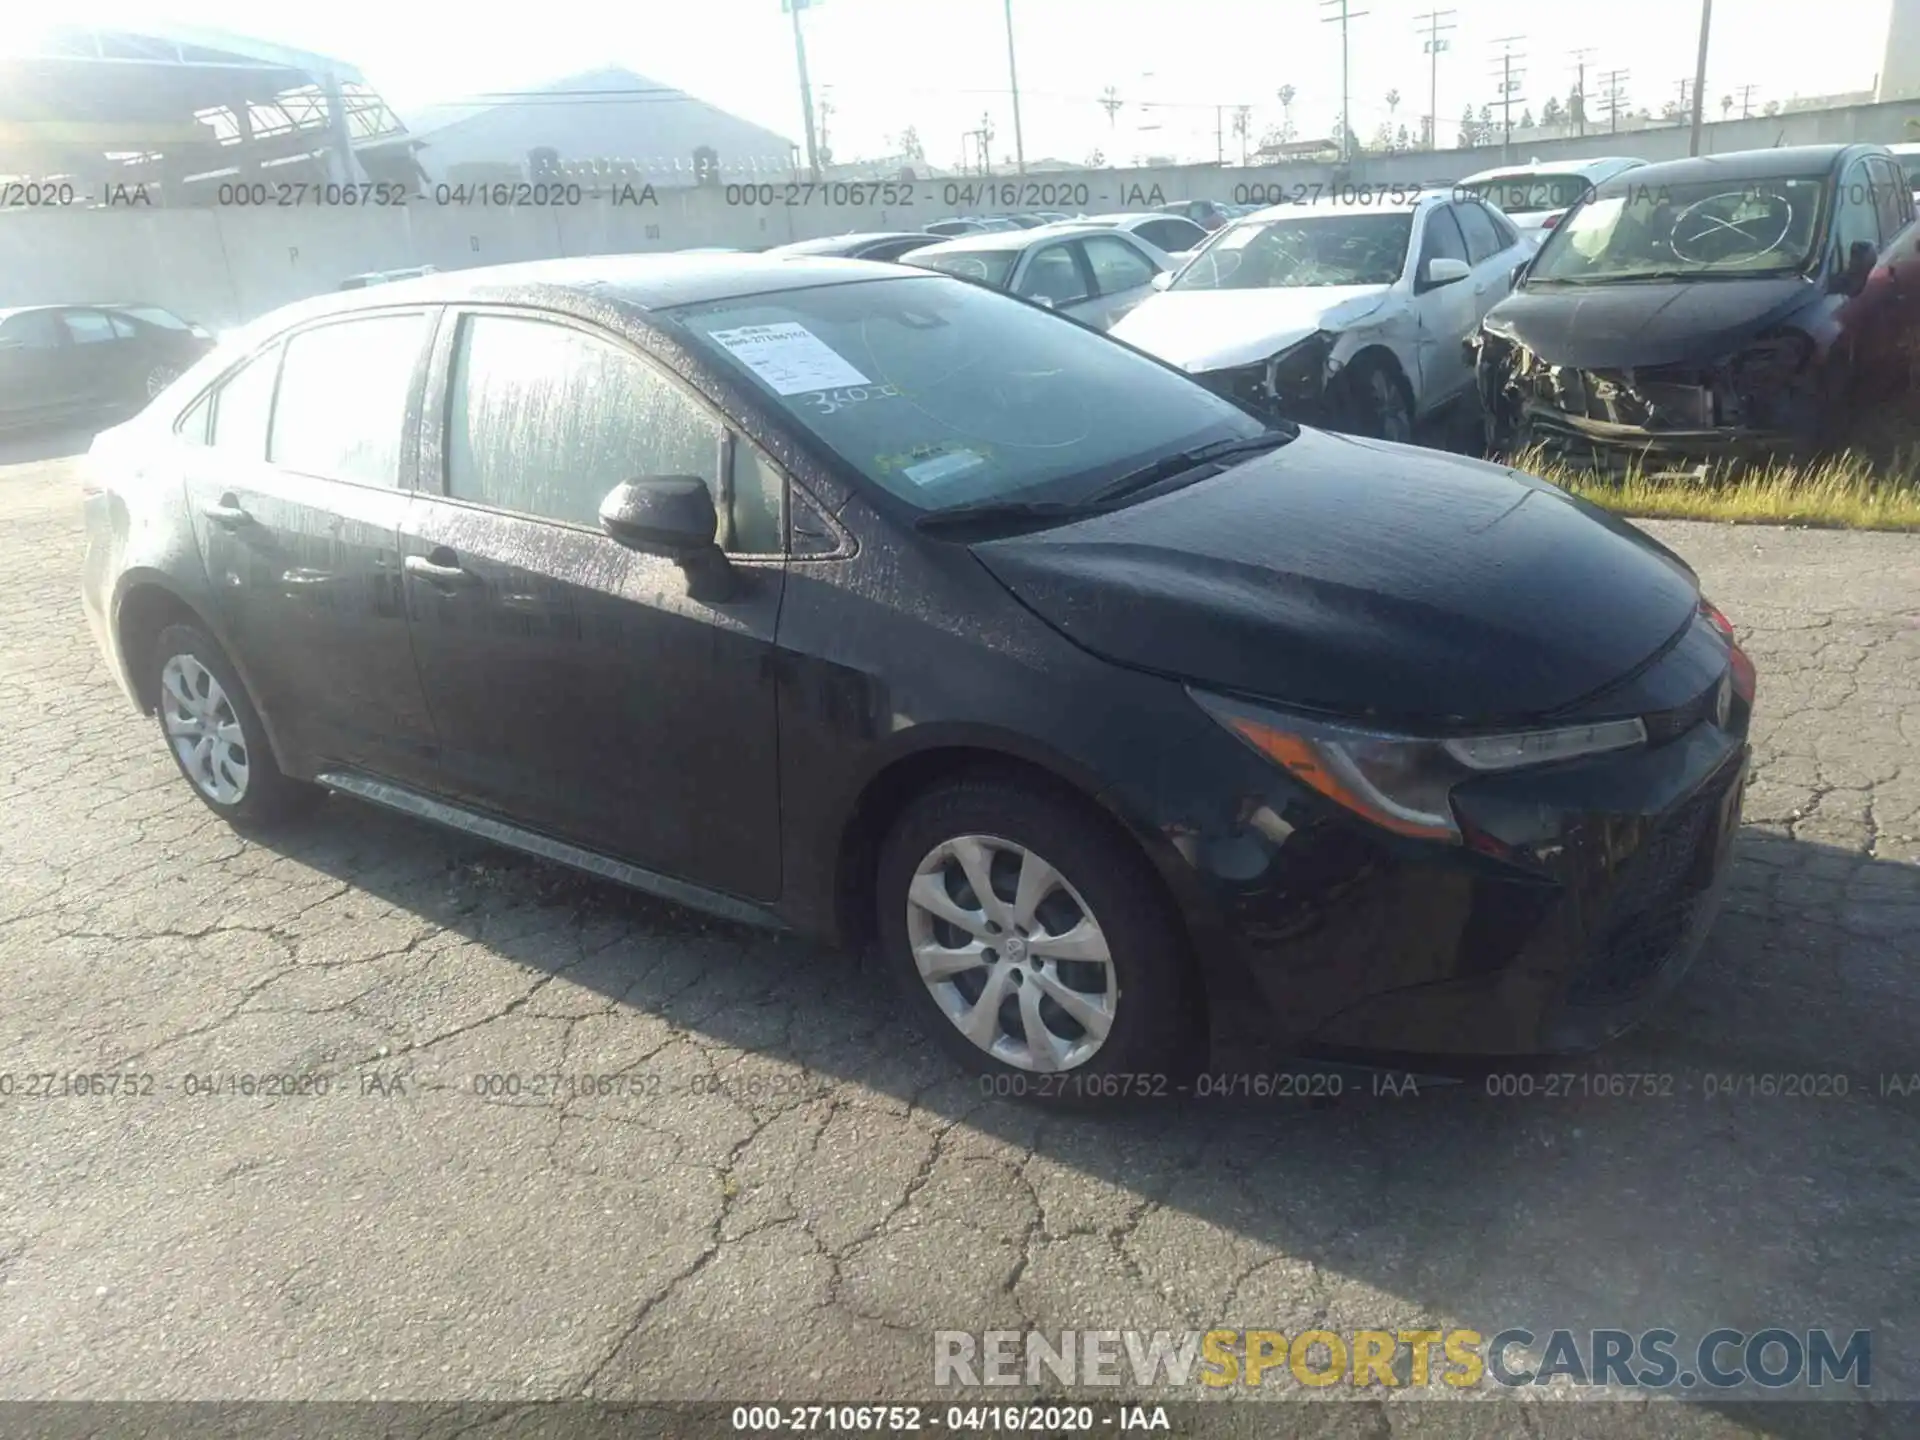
787 0 821 181
1003 0 1026 174
1688 0 1713 156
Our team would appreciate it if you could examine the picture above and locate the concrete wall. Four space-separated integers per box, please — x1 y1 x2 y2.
6 97 1919 328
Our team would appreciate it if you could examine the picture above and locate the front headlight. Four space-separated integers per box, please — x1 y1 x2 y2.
1193 689 1647 843
1263 332 1333 401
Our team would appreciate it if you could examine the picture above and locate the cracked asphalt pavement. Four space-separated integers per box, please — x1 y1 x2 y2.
1 434 1916 1433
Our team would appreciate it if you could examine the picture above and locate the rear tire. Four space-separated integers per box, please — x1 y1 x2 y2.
875 774 1199 1104
151 623 320 830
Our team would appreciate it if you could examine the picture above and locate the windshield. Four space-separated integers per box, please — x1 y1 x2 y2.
904 248 1018 289
1171 212 1412 291
1459 174 1600 213
121 306 192 330
1528 175 1829 282
670 275 1264 513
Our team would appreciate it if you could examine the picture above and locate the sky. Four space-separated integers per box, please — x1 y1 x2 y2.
19 0 1903 166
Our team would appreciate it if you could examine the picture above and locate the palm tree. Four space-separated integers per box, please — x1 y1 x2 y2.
1721 95 1733 120
1385 88 1401 127
1277 85 1297 142
1231 105 1253 165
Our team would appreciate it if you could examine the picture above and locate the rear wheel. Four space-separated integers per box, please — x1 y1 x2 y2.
144 363 182 400
875 774 1198 1101
151 623 319 829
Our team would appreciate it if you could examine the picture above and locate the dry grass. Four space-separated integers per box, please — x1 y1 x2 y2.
1514 407 1920 532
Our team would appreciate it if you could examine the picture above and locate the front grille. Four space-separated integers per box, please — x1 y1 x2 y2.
1566 770 1734 1008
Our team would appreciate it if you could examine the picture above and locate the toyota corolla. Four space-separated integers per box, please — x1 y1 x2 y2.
80 254 1754 1095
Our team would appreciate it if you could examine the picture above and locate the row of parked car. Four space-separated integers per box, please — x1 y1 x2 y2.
773 141 1920 469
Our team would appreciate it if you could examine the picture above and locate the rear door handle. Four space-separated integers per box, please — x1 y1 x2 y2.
201 494 249 529
403 551 478 589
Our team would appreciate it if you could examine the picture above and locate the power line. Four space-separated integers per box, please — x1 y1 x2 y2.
1599 67 1631 133
1488 35 1527 163
1415 9 1457 151
1568 47 1597 136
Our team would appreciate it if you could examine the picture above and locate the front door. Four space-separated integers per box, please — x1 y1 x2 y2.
400 307 786 900
180 311 440 781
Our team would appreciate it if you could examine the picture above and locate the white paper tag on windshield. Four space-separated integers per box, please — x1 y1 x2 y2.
708 322 872 395
902 449 987 488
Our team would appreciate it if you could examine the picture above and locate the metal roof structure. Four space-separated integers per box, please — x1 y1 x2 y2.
0 23 418 204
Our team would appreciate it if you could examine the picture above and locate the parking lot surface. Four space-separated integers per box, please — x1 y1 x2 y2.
1 439 1916 1431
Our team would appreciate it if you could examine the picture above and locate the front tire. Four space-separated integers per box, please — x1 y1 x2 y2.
1342 356 1416 444
875 774 1198 1099
151 623 319 829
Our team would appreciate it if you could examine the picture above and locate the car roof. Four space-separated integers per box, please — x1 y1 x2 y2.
1597 144 1867 189
237 254 918 334
1459 156 1645 183
0 302 156 319
772 231 930 252
909 228 1057 255
1239 190 1441 223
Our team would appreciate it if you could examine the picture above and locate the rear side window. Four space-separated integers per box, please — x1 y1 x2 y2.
0 311 63 350
445 313 731 535
209 345 282 457
1082 234 1158 293
1454 201 1503 263
1137 218 1204 253
269 313 427 486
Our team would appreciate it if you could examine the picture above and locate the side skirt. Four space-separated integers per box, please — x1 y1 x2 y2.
315 771 787 932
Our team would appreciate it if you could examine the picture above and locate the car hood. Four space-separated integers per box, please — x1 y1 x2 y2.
1110 285 1392 372
1483 275 1818 369
971 428 1700 726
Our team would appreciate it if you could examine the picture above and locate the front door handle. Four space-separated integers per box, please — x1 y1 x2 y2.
201 494 249 529
403 551 478 589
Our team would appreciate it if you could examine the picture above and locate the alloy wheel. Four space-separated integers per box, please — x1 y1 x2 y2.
905 834 1117 1072
1366 367 1415 444
159 653 250 804
145 364 180 399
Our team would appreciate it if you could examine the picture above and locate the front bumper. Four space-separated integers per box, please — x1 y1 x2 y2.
1496 406 1799 474
1122 625 1753 1062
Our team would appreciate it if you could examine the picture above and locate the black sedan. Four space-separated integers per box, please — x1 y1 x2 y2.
0 303 217 430
1474 143 1920 468
80 255 1754 1092
766 231 939 263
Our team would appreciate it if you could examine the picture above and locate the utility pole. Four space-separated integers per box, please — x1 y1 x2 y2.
1490 36 1526 165
1688 0 1713 156
1321 0 1370 164
1600 68 1631 133
1003 0 1026 174
1216 105 1225 165
1569 47 1596 136
976 113 995 176
1099 86 1123 128
784 0 821 181
1416 10 1457 153
1737 82 1757 117
817 87 832 169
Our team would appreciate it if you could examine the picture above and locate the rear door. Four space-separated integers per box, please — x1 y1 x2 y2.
1077 233 1162 329
399 306 786 898
58 309 140 409
180 310 440 782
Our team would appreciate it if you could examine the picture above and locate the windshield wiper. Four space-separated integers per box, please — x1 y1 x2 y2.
913 498 1108 536
1083 429 1296 506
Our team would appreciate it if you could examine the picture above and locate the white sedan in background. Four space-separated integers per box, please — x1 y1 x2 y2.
1040 212 1212 263
903 225 1169 331
1109 190 1532 441
1454 156 1648 243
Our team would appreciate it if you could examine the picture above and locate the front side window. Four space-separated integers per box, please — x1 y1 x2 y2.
1172 211 1414 291
1081 234 1158 293
1421 207 1472 267
1529 174 1830 282
62 311 118 345
671 274 1265 514
1867 157 1912 242
1830 164 1883 264
269 313 427 486
446 313 731 535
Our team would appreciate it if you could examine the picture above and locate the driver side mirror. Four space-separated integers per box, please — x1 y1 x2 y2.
599 477 736 602
1830 240 1876 296
1150 271 1173 291
1027 294 1057 310
1423 256 1472 288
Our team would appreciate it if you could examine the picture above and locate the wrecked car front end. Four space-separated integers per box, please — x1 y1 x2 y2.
1192 329 1343 425
1475 327 1824 471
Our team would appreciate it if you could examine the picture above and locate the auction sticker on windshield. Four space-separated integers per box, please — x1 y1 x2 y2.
707 322 872 395
902 448 989 490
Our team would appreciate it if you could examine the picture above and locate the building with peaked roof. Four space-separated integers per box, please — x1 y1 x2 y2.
403 68 798 187
0 22 419 204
